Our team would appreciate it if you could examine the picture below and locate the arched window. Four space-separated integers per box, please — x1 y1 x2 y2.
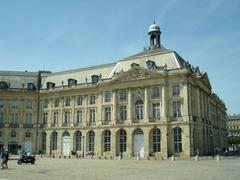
173 127 182 153
75 131 82 151
135 100 144 120
119 129 127 153
152 128 161 152
42 132 46 153
51 132 57 150
88 131 95 152
103 130 111 152
0 81 8 90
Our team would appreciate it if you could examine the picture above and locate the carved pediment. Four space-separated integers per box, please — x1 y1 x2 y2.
200 73 212 89
111 66 164 83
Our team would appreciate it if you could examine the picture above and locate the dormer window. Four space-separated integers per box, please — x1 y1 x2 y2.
46 82 55 89
92 75 99 84
0 81 8 90
130 63 139 68
27 83 35 91
68 79 77 87
146 60 156 70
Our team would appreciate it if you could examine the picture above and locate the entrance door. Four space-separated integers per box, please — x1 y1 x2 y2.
62 136 70 156
133 129 144 157
24 141 32 153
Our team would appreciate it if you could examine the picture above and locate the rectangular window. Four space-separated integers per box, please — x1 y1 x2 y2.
43 112 48 124
119 106 127 121
53 111 59 124
152 103 160 119
104 91 111 102
104 107 111 122
12 100 18 108
0 99 4 108
25 113 32 124
173 101 181 118
54 99 59 108
65 97 71 106
26 100 32 109
11 112 18 124
77 96 83 106
64 111 70 125
172 85 180 96
76 110 83 123
90 96 96 105
0 112 4 123
89 109 95 123
43 100 48 109
119 90 127 101
152 87 160 98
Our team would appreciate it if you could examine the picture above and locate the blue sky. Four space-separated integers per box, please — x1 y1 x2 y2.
0 0 239 114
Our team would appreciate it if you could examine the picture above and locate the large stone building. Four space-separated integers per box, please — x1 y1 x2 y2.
0 23 227 158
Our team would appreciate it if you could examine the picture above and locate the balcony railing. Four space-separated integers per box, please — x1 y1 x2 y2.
23 124 34 128
116 119 126 125
62 123 70 127
102 120 111 125
51 123 59 128
132 118 144 123
40 124 48 128
74 122 83 127
86 122 96 126
149 117 160 122
9 123 19 128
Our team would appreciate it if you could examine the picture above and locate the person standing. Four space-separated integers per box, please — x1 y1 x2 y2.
1 150 5 169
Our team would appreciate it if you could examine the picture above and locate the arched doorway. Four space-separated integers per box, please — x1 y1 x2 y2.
62 131 70 156
133 128 144 157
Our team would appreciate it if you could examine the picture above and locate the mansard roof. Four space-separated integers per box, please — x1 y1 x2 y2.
0 70 39 89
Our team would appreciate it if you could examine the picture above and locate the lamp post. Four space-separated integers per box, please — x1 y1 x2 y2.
82 136 85 158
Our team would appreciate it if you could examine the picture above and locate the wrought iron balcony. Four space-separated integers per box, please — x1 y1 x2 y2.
132 118 144 123
102 120 111 125
62 122 70 127
51 123 59 128
9 123 19 128
149 117 160 122
116 119 126 125
23 124 34 128
40 124 48 128
86 122 96 126
74 122 83 127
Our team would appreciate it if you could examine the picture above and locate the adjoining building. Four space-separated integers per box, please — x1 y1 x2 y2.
227 114 240 151
0 23 227 158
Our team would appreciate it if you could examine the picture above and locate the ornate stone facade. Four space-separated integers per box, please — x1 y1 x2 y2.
0 23 227 158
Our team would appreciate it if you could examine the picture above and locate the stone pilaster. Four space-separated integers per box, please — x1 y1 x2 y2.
112 90 117 124
144 87 149 123
127 89 132 123
161 85 167 122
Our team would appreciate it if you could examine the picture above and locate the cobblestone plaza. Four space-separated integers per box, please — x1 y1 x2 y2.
0 157 240 180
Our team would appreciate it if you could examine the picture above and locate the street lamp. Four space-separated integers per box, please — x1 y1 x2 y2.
82 136 85 158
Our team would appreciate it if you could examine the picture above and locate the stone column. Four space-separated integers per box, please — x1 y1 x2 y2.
127 89 132 123
46 131 51 156
182 83 189 120
97 93 102 126
144 87 149 123
161 85 167 122
57 130 62 157
83 95 88 127
112 90 117 124
111 128 116 158
143 127 150 158
59 98 63 127
161 126 168 159
71 96 75 126
95 130 102 157
126 128 133 158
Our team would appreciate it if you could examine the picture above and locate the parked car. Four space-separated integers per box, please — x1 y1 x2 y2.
17 151 36 165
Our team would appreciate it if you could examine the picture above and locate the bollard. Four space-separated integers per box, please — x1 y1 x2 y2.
137 154 140 160
216 155 220 162
195 155 199 161
171 155 175 161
